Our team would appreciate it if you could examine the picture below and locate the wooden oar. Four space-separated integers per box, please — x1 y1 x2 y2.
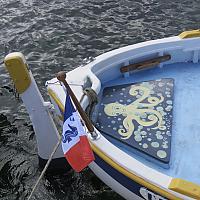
120 54 171 73
57 71 98 139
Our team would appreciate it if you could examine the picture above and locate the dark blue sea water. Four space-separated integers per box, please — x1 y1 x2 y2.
0 0 200 199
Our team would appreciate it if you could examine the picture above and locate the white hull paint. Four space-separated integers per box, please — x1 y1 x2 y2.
21 72 63 159
4 31 200 200
46 35 200 200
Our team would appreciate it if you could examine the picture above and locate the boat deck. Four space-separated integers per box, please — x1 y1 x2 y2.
95 62 200 185
96 78 174 166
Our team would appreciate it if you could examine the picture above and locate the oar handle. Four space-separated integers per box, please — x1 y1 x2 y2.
57 71 97 138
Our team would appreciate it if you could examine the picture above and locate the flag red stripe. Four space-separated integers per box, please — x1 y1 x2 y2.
65 135 95 172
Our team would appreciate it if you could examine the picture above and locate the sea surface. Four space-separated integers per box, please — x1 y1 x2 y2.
0 0 200 199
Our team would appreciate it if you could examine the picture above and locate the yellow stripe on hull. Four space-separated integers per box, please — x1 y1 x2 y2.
47 89 182 200
169 178 200 199
179 29 200 39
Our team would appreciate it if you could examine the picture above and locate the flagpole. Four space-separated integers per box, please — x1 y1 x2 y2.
57 71 98 139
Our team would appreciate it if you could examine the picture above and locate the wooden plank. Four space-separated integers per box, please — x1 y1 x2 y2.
120 54 171 73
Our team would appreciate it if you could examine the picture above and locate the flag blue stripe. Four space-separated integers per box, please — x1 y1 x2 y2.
64 93 76 121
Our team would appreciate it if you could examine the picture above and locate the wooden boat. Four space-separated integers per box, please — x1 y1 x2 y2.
4 30 200 200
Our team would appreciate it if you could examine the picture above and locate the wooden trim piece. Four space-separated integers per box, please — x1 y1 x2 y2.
120 55 171 73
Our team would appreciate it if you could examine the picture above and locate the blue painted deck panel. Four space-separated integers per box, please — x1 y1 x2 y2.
98 62 200 185
96 79 174 165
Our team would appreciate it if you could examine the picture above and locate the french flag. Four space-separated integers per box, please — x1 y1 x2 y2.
62 93 95 172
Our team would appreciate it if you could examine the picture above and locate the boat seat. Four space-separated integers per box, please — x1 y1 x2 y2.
95 78 174 165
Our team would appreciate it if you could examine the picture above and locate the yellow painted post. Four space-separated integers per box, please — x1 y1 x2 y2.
4 52 31 94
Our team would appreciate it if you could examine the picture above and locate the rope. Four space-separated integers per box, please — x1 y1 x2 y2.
13 84 19 99
80 88 98 119
28 87 98 199
27 136 62 200
46 80 84 87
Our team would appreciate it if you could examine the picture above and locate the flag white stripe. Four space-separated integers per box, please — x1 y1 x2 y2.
62 111 85 154
73 111 86 136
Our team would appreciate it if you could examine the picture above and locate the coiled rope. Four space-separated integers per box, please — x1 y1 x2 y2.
80 88 98 119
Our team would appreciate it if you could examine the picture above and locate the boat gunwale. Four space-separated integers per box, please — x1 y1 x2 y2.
47 88 190 200
47 35 200 200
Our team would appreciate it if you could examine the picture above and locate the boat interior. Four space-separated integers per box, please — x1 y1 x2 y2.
93 60 200 186
46 36 200 189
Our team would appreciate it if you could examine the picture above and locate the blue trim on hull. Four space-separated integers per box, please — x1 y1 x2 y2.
94 153 168 199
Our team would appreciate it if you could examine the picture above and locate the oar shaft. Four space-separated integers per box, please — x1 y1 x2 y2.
57 72 96 137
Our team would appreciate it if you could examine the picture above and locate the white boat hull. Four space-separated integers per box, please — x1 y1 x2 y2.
4 30 200 200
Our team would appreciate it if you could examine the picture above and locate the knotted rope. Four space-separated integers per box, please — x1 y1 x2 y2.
80 88 98 120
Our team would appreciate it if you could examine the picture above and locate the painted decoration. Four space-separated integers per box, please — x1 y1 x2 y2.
96 79 174 164
94 153 169 200
140 187 167 200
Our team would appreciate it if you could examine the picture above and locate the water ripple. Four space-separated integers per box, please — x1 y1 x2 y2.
0 0 200 199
